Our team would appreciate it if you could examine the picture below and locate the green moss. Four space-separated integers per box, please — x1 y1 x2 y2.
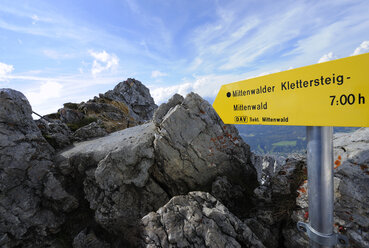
67 116 98 131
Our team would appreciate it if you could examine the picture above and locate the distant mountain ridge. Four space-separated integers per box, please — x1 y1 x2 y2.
236 125 358 155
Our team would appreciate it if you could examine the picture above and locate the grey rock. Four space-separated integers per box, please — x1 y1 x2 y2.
56 92 258 243
57 123 170 236
153 93 184 125
59 107 85 124
138 191 265 248
73 120 107 141
35 119 73 150
73 229 110 248
0 89 77 247
104 78 157 122
152 93 258 205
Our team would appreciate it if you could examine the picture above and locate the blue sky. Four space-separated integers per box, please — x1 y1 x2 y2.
0 0 368 115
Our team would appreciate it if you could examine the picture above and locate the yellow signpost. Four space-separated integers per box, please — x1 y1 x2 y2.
213 53 369 127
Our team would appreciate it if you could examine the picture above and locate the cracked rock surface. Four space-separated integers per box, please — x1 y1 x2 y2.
138 191 265 248
56 92 258 243
0 89 78 247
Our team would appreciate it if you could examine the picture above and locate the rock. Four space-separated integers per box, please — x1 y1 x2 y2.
104 78 157 122
56 92 258 243
56 123 170 238
0 89 77 247
152 92 258 212
152 93 184 125
249 155 306 248
73 229 110 248
36 119 73 150
282 128 369 248
137 191 265 248
73 120 107 141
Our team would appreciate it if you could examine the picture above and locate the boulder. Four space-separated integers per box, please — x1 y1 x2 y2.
73 120 107 141
36 119 73 150
104 78 157 122
56 92 258 243
137 191 265 248
0 89 78 247
152 92 258 213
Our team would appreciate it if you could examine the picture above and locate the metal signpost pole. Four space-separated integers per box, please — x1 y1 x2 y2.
307 126 334 248
297 126 348 246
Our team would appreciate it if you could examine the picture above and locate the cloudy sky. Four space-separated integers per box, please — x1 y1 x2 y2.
0 0 368 115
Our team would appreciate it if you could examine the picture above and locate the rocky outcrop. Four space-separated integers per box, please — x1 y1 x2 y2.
0 89 78 247
103 78 157 122
282 128 369 248
246 155 306 248
73 120 107 141
56 92 258 243
2 83 368 247
137 191 265 248
36 119 73 150
39 78 157 150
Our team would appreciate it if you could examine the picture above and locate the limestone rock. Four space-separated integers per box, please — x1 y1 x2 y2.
73 120 107 141
152 92 258 213
138 191 265 248
56 92 258 243
36 119 73 150
56 123 170 237
104 78 157 122
0 89 77 247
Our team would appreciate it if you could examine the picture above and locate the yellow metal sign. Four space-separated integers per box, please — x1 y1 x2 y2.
213 53 369 127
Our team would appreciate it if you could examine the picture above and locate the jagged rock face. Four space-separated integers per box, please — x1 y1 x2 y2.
56 92 258 243
152 93 258 209
73 120 107 141
104 78 157 122
36 119 73 150
282 128 369 248
0 89 78 247
137 191 265 248
248 155 306 248
43 78 156 148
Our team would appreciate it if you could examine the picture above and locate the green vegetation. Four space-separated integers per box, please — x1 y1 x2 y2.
272 140 296 147
237 125 358 156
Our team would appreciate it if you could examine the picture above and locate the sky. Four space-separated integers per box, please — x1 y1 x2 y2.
0 0 369 116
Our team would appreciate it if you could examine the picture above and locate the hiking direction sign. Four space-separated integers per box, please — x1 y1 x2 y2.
213 53 369 127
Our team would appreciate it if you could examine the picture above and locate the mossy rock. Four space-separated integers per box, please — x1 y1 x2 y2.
63 102 79 110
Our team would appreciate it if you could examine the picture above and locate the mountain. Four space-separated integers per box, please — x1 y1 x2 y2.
0 81 367 247
237 125 358 155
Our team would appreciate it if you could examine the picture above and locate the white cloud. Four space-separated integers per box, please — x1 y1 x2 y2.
150 73 247 104
151 70 167 78
318 52 336 63
352 41 369 56
0 62 14 81
89 50 119 75
43 49 75 59
25 81 63 108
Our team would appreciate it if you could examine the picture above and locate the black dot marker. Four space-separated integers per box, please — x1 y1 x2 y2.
226 92 231 98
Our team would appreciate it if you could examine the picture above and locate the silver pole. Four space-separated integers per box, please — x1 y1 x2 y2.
306 126 334 248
